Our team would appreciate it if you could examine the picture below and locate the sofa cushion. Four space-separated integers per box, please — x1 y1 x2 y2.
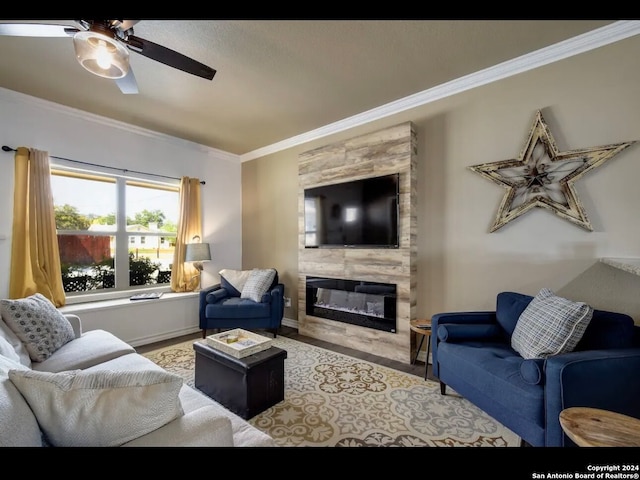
0 334 21 363
0 319 31 367
31 329 136 372
511 288 593 360
241 268 277 302
0 293 75 362
122 406 234 447
436 341 544 427
496 291 533 336
575 310 635 351
178 383 277 447
0 354 42 447
8 368 185 447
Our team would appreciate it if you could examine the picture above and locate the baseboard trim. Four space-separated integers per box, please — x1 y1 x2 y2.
128 326 201 348
282 316 298 329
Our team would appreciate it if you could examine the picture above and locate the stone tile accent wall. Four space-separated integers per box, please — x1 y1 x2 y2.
298 122 417 363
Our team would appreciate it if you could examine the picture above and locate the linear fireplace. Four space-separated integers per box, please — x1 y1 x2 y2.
305 276 397 333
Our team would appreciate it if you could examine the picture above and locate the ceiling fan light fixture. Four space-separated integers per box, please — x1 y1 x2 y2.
73 29 129 79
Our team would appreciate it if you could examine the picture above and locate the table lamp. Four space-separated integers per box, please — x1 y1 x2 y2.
185 236 211 290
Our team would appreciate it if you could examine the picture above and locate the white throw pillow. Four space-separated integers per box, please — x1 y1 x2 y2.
8 368 184 447
511 288 594 360
241 268 276 302
0 293 75 362
219 269 253 293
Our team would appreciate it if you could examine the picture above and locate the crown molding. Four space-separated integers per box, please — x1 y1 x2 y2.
240 20 640 163
0 86 241 164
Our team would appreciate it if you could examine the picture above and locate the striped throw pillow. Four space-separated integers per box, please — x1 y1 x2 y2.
240 268 276 302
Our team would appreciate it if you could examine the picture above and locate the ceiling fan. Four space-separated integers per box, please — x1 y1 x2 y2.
0 20 216 94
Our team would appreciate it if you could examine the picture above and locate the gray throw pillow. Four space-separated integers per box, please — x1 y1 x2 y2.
511 288 593 360
0 293 75 362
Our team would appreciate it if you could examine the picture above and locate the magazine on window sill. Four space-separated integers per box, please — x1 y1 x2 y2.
130 292 164 301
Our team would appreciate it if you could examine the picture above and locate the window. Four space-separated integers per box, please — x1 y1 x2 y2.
51 169 179 297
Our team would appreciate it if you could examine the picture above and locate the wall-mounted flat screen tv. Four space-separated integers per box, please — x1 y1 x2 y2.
304 173 400 248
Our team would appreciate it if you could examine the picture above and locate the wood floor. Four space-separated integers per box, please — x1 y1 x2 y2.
136 326 435 381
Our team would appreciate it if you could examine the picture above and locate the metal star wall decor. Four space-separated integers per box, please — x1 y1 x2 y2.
469 110 636 232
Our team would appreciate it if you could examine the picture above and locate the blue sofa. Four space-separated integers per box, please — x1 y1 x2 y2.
431 291 640 447
198 270 285 339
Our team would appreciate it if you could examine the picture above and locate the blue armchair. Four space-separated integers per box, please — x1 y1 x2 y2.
199 269 285 339
431 291 640 447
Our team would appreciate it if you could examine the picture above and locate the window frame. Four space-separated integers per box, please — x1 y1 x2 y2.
51 166 180 303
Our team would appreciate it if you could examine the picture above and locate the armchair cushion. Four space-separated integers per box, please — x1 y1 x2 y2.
205 297 271 319
241 268 277 302
511 288 593 360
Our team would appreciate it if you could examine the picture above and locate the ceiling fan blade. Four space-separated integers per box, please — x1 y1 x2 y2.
0 23 79 37
115 68 138 94
125 35 216 80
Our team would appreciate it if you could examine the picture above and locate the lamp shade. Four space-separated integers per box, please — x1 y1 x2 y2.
73 29 129 79
185 243 211 263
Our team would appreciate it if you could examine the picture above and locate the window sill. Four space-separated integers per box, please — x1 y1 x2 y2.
59 291 199 314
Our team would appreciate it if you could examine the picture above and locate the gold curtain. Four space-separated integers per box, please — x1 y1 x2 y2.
170 177 203 292
10 147 65 306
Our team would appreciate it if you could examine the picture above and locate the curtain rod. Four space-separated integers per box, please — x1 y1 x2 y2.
2 145 205 185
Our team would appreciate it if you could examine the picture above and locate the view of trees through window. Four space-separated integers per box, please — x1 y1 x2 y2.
51 170 179 295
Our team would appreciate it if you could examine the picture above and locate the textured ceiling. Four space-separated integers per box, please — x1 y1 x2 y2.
0 19 616 155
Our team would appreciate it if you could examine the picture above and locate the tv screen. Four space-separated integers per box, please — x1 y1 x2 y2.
304 173 399 248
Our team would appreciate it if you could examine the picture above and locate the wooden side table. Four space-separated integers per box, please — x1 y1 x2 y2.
559 407 640 447
410 319 432 380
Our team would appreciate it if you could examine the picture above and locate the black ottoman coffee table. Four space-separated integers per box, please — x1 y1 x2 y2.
193 341 287 420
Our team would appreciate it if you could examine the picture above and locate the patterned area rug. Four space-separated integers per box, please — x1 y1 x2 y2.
142 336 520 447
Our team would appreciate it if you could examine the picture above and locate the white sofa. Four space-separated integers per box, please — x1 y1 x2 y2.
0 309 276 447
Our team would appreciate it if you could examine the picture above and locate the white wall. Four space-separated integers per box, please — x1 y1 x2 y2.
0 87 243 344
